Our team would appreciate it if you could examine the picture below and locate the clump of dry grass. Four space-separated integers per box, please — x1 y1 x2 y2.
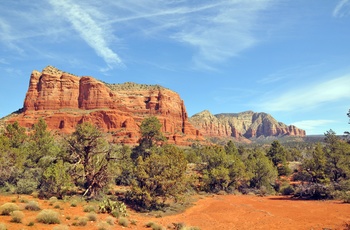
10 211 24 223
72 217 88 226
0 203 19 215
118 217 129 227
25 201 41 211
36 209 61 224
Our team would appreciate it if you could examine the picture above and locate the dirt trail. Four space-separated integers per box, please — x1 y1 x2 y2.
0 194 349 230
138 195 350 230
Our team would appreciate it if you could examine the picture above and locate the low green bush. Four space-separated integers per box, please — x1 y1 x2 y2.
280 184 295 195
72 217 88 226
49 196 58 204
86 212 97 221
16 178 38 195
97 222 110 230
98 199 127 217
105 216 115 225
83 204 97 212
145 222 165 230
151 223 166 230
118 217 129 227
36 209 61 224
0 203 19 215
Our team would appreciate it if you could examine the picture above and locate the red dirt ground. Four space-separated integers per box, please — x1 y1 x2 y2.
0 194 349 230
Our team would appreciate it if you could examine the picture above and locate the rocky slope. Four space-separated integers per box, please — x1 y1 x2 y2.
189 110 305 139
5 66 202 145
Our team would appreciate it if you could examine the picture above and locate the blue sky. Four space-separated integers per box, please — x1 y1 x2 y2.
1 0 350 135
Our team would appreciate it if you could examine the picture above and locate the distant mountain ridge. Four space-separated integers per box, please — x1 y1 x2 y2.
189 110 305 139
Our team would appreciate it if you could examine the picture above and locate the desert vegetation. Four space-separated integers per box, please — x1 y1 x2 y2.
0 113 349 228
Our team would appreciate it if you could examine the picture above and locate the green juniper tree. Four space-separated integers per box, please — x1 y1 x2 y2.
64 122 117 198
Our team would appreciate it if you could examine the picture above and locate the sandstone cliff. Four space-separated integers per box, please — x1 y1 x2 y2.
7 66 202 145
189 110 305 139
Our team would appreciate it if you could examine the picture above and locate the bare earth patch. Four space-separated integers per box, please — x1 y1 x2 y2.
0 194 349 230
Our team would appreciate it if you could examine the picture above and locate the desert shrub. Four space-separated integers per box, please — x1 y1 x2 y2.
173 222 186 230
16 178 38 195
27 221 35 226
86 212 97 221
130 219 137 225
333 191 350 203
105 216 115 225
118 217 129 227
342 193 350 203
98 199 127 217
97 221 110 230
151 223 165 230
0 223 7 230
145 222 165 230
0 203 19 215
280 184 295 195
83 204 97 212
53 225 69 230
31 191 39 198
294 183 333 200
36 209 61 224
19 197 28 203
49 196 58 204
10 211 24 223
70 200 78 207
54 204 61 209
145 221 155 227
72 217 88 226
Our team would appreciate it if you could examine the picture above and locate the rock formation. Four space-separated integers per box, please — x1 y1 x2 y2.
6 66 202 145
189 110 305 139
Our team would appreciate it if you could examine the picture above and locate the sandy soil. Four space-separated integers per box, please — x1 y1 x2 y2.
0 194 349 230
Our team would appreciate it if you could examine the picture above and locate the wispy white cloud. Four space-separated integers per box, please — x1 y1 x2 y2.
333 0 350 17
48 0 123 70
0 0 274 71
292 120 336 134
258 63 326 84
259 75 350 111
0 18 24 53
172 1 269 68
106 0 273 69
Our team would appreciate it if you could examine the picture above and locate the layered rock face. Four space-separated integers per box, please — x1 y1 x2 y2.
8 66 202 145
189 110 305 139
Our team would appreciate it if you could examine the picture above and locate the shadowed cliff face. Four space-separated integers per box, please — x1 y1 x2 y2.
8 66 202 145
189 110 306 139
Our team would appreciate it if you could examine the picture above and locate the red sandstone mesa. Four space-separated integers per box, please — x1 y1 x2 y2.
189 110 305 139
7 66 202 145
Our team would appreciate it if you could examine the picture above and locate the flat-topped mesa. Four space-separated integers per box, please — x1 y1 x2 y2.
11 66 203 145
189 110 306 139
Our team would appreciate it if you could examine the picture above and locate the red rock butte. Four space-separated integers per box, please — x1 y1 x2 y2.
189 110 305 139
7 66 203 145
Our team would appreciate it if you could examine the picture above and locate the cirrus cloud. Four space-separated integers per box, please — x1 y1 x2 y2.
259 75 350 112
48 0 123 70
